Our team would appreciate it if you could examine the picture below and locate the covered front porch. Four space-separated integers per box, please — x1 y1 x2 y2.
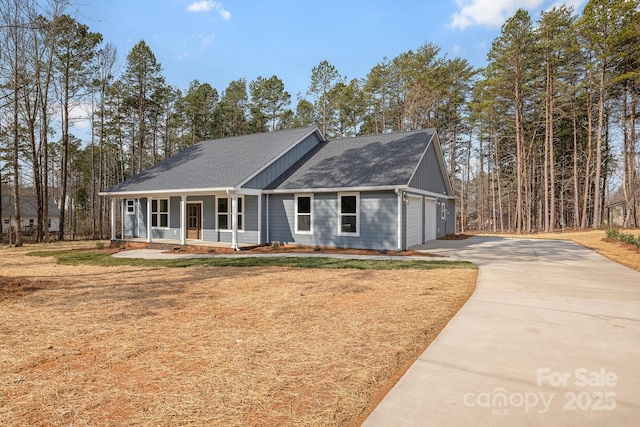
115 237 256 250
104 189 263 251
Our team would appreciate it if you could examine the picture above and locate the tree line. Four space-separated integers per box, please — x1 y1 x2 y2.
1 0 638 246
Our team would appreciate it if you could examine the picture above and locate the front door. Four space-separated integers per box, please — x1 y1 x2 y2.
186 203 201 240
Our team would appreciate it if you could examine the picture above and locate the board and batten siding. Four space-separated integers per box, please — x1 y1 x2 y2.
268 191 398 250
409 143 449 194
242 134 322 190
123 198 146 238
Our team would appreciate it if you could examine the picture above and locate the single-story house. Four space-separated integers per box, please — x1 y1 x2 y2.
101 126 455 250
1 195 61 234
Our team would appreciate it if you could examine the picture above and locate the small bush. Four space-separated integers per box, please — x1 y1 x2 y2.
606 228 619 239
95 242 105 250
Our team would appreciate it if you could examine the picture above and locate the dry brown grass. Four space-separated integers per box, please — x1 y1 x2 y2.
477 229 640 272
0 242 476 426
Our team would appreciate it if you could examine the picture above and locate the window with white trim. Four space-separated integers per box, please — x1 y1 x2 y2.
126 199 135 214
441 203 446 220
217 196 243 230
338 192 359 235
152 198 169 228
295 194 313 234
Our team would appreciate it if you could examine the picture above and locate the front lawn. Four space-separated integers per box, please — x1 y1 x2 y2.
0 243 477 426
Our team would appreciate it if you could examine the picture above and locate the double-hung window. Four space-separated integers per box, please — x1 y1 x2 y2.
295 194 313 234
217 196 243 230
338 192 359 236
152 199 169 228
126 199 135 214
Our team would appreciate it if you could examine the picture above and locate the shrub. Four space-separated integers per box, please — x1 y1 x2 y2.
606 228 619 239
619 232 638 246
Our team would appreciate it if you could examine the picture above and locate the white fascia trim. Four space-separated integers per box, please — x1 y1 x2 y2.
99 187 236 198
403 187 455 200
264 185 405 194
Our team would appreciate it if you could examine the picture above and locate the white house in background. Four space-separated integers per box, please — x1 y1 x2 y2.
0 195 61 234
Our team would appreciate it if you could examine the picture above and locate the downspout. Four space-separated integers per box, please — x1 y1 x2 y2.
395 188 403 251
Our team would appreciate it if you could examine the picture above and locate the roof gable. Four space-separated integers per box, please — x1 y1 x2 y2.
268 130 437 190
104 126 322 194
1 195 60 217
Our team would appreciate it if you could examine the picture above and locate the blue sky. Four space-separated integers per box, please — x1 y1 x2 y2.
77 0 586 101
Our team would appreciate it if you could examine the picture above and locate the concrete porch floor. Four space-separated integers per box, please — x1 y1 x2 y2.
113 238 256 250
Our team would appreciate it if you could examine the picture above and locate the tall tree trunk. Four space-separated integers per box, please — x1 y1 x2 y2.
630 84 638 227
58 74 69 241
592 68 606 228
581 87 594 228
572 106 581 228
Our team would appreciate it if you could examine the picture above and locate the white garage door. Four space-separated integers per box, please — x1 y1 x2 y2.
424 199 436 241
406 196 422 248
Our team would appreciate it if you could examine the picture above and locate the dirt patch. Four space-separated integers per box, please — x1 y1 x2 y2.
0 276 66 301
438 233 473 240
0 242 476 426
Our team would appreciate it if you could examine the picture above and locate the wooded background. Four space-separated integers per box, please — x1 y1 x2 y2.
1 0 638 246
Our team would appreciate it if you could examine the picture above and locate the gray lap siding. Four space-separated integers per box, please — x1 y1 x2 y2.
268 191 398 250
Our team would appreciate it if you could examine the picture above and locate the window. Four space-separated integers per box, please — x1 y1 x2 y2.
29 219 34 225
126 199 135 214
151 198 169 228
338 193 359 235
295 194 313 234
217 196 243 230
441 203 446 220
47 218 52 229
4 219 9 225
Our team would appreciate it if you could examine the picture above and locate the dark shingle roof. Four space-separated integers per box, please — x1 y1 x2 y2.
1 195 60 217
267 129 436 190
105 126 321 194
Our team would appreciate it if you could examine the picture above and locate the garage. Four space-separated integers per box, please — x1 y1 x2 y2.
424 199 436 241
406 195 423 247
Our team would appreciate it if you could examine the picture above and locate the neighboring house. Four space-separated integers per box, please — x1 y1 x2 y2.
101 126 455 250
606 200 627 228
1 195 61 234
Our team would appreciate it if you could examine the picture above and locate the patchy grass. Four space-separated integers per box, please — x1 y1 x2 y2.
27 249 476 270
1 243 478 426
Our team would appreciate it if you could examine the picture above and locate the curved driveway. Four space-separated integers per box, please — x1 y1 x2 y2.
363 236 640 426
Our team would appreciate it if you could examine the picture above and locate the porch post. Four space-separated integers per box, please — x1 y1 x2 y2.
180 195 187 245
395 189 403 251
257 194 262 245
231 192 238 250
146 197 153 243
110 198 116 240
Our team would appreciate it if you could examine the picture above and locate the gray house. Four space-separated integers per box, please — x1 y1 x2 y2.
101 126 455 250
1 195 61 234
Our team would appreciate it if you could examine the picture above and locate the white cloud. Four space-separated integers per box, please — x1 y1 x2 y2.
450 0 544 30
187 1 231 20
199 33 216 45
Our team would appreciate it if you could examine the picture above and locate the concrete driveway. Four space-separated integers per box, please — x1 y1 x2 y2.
363 236 640 426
